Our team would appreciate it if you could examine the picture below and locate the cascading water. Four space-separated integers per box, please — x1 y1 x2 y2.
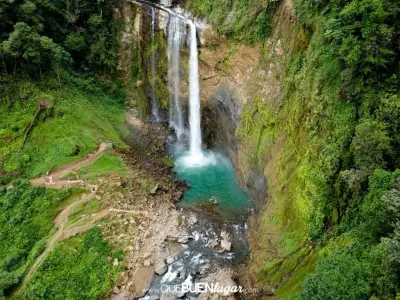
187 21 203 160
150 7 161 122
167 16 185 140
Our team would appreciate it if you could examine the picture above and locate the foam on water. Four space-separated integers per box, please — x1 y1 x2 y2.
171 145 252 209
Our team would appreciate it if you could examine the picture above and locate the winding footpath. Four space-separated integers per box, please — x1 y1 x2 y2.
14 143 113 295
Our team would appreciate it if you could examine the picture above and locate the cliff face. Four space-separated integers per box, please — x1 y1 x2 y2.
117 0 170 117
199 3 289 205
197 0 318 295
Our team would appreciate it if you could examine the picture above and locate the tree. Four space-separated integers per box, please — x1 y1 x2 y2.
300 252 372 300
351 119 390 172
1 22 71 73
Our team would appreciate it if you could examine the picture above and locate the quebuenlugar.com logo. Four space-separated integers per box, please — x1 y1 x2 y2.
146 282 258 295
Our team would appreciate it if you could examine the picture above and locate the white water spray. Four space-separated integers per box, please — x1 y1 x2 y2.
150 7 161 122
167 16 185 139
188 21 202 159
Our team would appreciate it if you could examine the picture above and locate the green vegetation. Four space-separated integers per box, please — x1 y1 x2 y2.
153 31 169 110
0 1 128 298
194 0 400 297
188 0 277 44
68 199 101 223
0 180 70 296
0 0 129 184
0 75 128 183
0 0 120 78
236 0 400 298
17 228 120 300
71 151 126 180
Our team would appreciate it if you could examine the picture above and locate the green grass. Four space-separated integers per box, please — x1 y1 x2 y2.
188 0 274 44
75 151 126 180
0 74 129 182
276 250 318 299
0 180 71 296
17 228 121 300
57 187 88 210
68 199 101 223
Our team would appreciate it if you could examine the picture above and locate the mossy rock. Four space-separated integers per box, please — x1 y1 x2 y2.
161 157 175 168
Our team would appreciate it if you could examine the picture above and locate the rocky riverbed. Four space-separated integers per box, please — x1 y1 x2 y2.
96 110 252 300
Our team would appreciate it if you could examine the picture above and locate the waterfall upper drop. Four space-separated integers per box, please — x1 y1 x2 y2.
188 21 203 162
168 16 185 140
150 7 160 122
136 1 210 167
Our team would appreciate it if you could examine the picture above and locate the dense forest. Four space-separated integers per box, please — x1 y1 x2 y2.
293 1 400 298
1 0 400 299
190 0 400 298
0 0 120 78
0 0 125 298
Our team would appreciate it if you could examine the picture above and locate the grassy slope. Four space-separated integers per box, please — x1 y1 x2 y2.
0 74 129 298
0 181 71 296
0 74 129 182
75 151 126 180
17 228 121 300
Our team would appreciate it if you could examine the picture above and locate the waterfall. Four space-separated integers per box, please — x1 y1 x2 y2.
133 0 208 165
188 21 202 159
167 16 185 140
150 7 161 122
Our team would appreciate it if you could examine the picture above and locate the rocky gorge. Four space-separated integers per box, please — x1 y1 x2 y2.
115 0 299 296
2 0 400 298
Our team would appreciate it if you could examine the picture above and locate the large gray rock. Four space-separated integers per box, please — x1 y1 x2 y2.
221 240 232 252
130 266 155 298
177 236 190 244
155 260 167 275
166 257 175 264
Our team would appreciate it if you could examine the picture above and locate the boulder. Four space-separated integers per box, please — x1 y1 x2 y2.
221 240 232 252
143 259 151 267
220 231 230 241
113 258 119 267
177 236 189 244
188 214 198 226
130 266 155 298
155 261 168 275
166 257 175 264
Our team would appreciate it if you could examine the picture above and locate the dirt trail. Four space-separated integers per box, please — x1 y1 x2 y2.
30 142 112 188
15 143 113 295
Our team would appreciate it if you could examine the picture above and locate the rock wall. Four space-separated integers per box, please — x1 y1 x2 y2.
196 0 313 293
198 0 293 207
117 0 170 117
